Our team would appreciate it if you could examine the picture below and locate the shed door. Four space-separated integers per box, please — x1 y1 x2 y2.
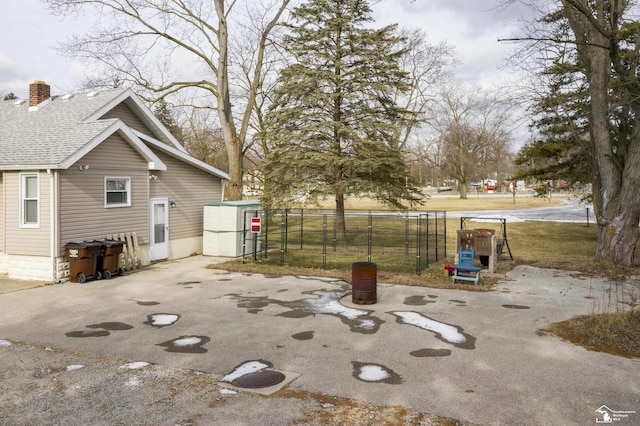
150 198 169 261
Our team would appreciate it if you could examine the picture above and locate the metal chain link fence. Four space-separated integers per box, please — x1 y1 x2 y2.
242 209 447 275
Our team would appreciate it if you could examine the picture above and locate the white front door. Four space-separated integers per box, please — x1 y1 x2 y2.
150 198 169 261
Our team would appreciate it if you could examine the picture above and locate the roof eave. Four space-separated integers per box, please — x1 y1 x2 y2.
0 164 61 171
132 129 230 180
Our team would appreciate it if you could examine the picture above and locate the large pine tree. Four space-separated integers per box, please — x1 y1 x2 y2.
260 0 420 241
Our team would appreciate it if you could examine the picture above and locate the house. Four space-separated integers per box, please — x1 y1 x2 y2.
0 80 229 282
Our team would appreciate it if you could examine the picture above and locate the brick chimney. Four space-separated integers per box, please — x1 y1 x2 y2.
29 80 50 107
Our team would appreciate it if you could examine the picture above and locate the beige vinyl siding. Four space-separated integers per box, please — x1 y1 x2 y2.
4 170 51 256
58 132 149 253
0 173 4 252
150 151 223 240
99 101 153 136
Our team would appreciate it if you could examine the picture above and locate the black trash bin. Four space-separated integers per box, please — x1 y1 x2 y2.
65 241 102 283
352 262 377 305
95 239 126 279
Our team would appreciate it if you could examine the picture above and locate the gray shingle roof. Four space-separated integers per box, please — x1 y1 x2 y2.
0 87 229 180
0 89 126 168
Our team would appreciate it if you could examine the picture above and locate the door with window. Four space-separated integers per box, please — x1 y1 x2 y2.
150 198 169 261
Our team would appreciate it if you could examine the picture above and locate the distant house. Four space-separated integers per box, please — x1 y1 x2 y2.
0 81 229 281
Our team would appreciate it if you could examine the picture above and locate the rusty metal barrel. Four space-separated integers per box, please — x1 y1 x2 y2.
352 262 377 304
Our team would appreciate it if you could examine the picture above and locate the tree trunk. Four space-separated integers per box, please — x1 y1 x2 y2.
215 0 242 200
225 139 244 200
459 181 468 199
596 204 640 266
588 46 639 264
594 124 640 266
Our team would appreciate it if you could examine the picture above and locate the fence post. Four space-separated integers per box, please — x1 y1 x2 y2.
322 214 327 269
433 211 438 262
426 213 438 268
284 209 289 254
263 210 269 259
443 211 447 259
405 211 410 256
416 214 422 275
281 210 286 266
242 210 248 263
333 210 338 252
300 209 304 249
252 210 259 261
368 211 373 262
586 207 590 227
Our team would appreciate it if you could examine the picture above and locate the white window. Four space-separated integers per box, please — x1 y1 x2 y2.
105 177 131 207
20 173 39 227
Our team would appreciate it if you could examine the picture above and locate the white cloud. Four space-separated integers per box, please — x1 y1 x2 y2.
371 0 531 88
0 0 534 98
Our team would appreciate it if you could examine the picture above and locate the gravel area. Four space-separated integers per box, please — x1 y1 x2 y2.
0 339 468 426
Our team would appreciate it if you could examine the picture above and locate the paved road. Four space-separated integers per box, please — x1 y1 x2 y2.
446 197 596 224
0 256 638 425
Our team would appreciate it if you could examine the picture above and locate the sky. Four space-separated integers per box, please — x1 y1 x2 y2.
0 0 535 99
372 0 533 87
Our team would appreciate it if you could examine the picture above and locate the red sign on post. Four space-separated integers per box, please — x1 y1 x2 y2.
251 217 262 233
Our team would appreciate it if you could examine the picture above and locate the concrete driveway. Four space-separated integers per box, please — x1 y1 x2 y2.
0 256 638 425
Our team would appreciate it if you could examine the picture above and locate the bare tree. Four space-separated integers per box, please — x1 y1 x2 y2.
426 85 515 199
392 28 457 151
182 109 228 172
47 0 293 200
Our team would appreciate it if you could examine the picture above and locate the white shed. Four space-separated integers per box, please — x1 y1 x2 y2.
203 201 262 257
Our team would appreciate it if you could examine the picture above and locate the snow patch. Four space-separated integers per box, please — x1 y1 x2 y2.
149 314 179 326
66 365 84 371
0 339 12 346
305 291 368 320
358 319 376 330
393 311 466 344
358 365 391 382
219 388 238 395
222 361 270 383
119 362 150 370
173 337 202 347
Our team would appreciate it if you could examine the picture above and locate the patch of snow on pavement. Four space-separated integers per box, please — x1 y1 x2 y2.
150 314 179 326
66 365 84 371
173 337 202 347
358 365 391 382
358 319 376 330
393 311 466 344
222 361 270 383
219 388 238 395
305 291 368 320
0 339 12 346
119 362 150 370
